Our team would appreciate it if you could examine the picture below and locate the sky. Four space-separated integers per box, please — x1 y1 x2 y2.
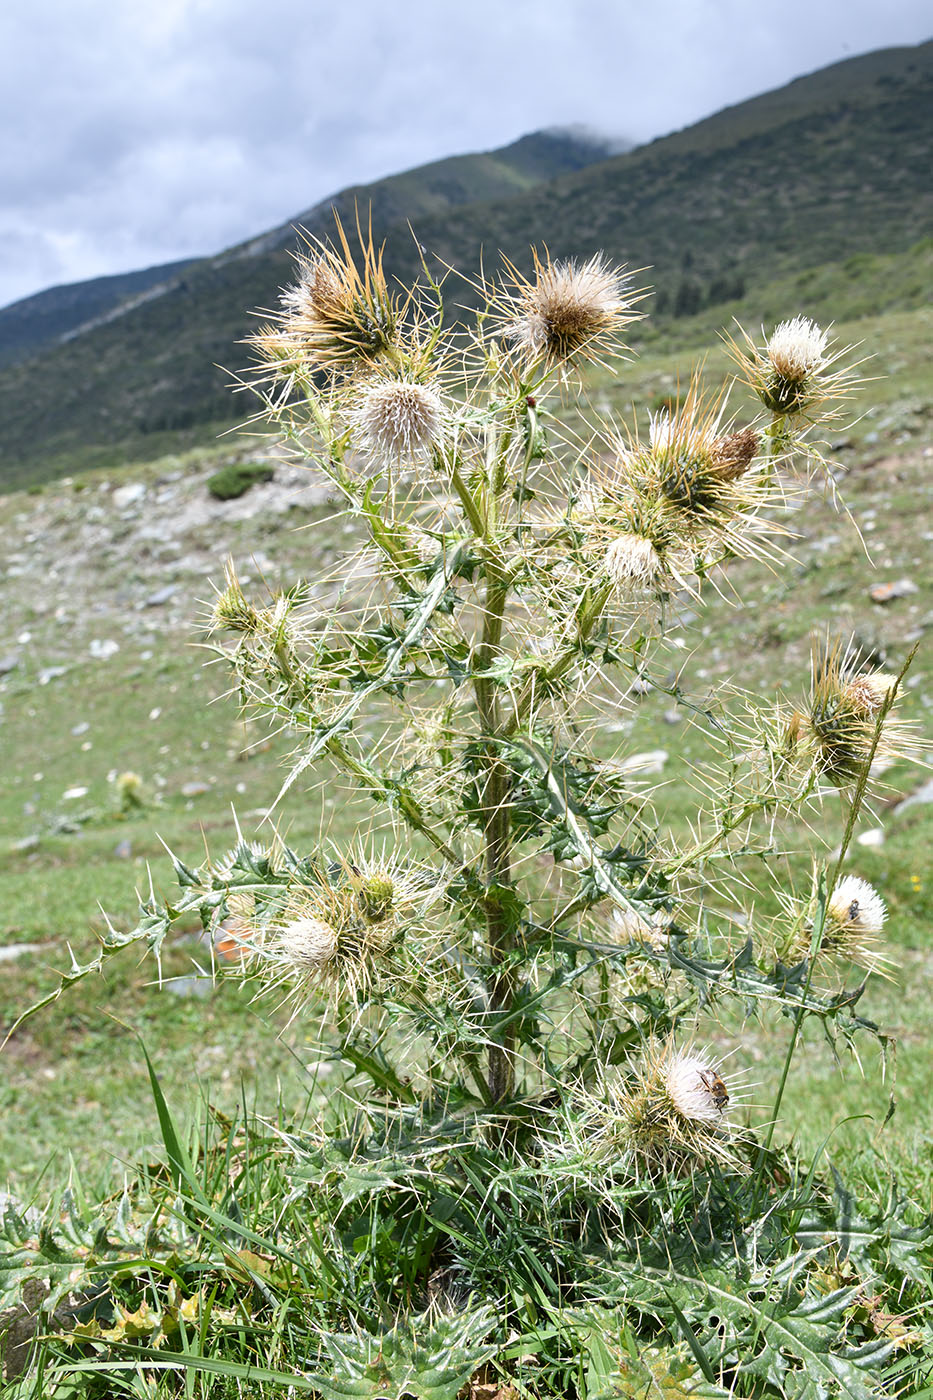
1 0 930 309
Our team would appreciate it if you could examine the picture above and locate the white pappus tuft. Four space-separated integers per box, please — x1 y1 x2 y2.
766 317 829 383
353 378 447 463
664 1049 731 1123
827 875 886 938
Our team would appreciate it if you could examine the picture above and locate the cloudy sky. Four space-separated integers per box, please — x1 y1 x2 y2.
1 0 929 308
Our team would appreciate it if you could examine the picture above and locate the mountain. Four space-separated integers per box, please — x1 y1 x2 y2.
0 259 197 370
0 41 930 492
0 129 621 372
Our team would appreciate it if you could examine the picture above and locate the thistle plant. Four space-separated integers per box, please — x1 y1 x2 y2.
9 224 931 1399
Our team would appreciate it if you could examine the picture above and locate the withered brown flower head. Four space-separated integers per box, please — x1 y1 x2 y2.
711 427 760 480
265 218 401 373
501 252 639 369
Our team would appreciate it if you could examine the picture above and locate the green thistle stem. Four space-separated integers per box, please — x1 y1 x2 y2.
753 646 916 1196
473 552 515 1104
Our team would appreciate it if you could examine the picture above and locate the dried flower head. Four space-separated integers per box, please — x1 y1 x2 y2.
844 671 897 717
500 251 639 369
256 218 400 375
800 643 915 785
352 377 447 464
711 427 760 480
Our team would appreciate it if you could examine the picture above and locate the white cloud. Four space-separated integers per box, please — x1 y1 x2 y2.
0 0 929 306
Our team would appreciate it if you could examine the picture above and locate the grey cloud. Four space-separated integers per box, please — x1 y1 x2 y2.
0 0 930 306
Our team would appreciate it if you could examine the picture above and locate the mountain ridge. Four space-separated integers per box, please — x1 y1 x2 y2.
0 128 623 366
0 40 929 491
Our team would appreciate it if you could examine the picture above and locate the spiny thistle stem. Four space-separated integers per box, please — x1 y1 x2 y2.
754 646 916 1194
473 559 516 1103
324 736 464 869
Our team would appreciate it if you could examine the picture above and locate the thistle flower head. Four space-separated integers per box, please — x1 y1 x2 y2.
790 874 892 977
711 427 761 480
800 642 915 785
209 559 261 635
663 1049 730 1124
499 251 640 370
276 916 339 971
567 1041 745 1177
609 904 670 952
844 671 897 717
827 875 887 941
341 844 444 926
246 862 407 1007
604 534 664 589
766 317 829 382
639 381 773 539
352 377 447 464
259 218 400 375
581 377 778 594
726 317 860 420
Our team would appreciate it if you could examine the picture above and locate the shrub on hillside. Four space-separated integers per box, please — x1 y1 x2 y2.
206 458 274 499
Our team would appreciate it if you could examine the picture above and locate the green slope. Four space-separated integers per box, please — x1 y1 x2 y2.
0 258 197 369
0 42 930 491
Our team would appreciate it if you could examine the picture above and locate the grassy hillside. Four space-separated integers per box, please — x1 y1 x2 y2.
0 41 929 493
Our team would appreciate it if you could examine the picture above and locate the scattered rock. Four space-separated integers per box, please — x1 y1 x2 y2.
62 786 89 801
10 834 40 853
88 638 120 659
38 666 68 685
113 839 133 859
0 654 20 675
143 584 178 607
181 780 211 797
0 942 50 963
165 975 213 999
893 779 933 815
662 708 683 725
71 721 90 736
855 827 885 848
869 578 918 604
112 482 146 510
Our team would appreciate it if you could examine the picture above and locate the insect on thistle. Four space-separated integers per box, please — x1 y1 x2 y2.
698 1069 730 1113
